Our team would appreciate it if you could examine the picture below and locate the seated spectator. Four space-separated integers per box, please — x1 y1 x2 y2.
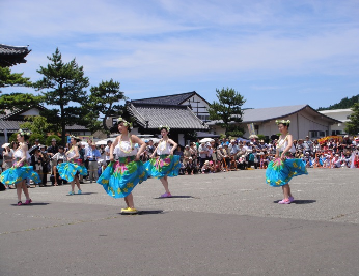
201 160 212 174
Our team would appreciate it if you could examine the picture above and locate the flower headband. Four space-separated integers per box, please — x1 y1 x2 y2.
117 117 133 128
70 135 81 141
159 125 170 132
18 128 31 136
275 119 290 125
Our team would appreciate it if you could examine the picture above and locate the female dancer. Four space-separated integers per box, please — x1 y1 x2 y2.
266 120 308 204
146 126 181 198
57 136 87 195
98 118 148 214
0 130 40 205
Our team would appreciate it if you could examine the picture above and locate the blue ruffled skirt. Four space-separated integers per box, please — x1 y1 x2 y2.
57 162 88 183
144 154 181 179
0 166 41 185
98 156 148 198
266 158 308 187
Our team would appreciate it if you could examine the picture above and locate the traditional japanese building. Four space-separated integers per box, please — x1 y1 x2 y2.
0 44 31 67
0 105 91 145
122 92 210 145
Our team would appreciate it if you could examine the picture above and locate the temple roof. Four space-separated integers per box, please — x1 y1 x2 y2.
0 44 31 67
131 91 208 106
128 103 208 129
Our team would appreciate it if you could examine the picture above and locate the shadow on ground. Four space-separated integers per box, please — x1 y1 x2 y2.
273 199 316 204
154 196 194 199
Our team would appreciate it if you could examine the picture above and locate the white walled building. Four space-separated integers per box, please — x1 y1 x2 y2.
319 109 352 135
207 105 341 140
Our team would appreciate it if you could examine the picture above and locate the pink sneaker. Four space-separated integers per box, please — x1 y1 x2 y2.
288 196 295 203
278 199 290 204
161 192 172 198
23 199 32 205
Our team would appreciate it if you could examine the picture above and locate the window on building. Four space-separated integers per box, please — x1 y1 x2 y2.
347 115 352 120
331 130 342 135
112 118 117 126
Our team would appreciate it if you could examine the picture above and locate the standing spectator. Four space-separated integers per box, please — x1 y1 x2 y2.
31 149 44 186
303 136 313 154
39 145 50 186
340 135 352 152
313 140 321 154
87 143 101 183
198 142 207 168
47 138 59 172
296 139 304 151
104 140 113 165
79 142 88 183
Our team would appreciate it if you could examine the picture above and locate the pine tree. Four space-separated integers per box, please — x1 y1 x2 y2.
33 48 89 144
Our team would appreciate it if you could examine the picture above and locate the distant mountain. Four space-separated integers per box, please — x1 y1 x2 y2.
317 95 359 111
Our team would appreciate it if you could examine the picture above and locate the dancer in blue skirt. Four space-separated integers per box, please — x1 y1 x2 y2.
266 120 308 204
98 118 148 214
0 130 40 205
146 126 181 198
57 136 87 195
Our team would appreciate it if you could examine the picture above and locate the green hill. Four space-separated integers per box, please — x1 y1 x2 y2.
317 94 359 111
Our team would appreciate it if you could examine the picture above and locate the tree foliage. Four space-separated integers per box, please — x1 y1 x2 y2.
33 48 89 145
317 94 359 111
209 87 246 135
20 115 58 136
82 79 127 134
0 67 32 92
0 93 44 114
345 103 359 135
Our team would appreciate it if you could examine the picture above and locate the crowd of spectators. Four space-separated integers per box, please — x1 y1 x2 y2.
1 134 358 190
169 135 359 174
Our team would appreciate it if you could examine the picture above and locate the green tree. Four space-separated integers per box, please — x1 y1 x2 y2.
0 67 32 93
20 115 57 136
82 79 127 134
0 93 44 114
345 103 359 135
317 94 359 110
209 88 246 135
33 48 89 145
29 134 46 145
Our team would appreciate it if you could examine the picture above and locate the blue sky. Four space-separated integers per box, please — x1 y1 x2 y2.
1 0 359 109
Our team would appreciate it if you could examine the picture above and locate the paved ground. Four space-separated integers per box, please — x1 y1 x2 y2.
0 168 358 276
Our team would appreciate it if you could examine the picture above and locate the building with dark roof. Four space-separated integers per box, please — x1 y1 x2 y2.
0 44 31 67
131 91 211 122
111 92 211 145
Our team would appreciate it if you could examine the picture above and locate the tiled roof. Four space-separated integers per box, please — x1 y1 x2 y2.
131 91 198 106
128 103 208 129
0 44 31 66
0 120 88 132
0 120 27 133
0 105 46 121
65 124 88 130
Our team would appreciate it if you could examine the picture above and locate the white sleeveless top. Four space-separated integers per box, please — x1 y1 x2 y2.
157 140 171 155
114 140 137 157
14 148 31 160
66 147 77 159
277 136 296 153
